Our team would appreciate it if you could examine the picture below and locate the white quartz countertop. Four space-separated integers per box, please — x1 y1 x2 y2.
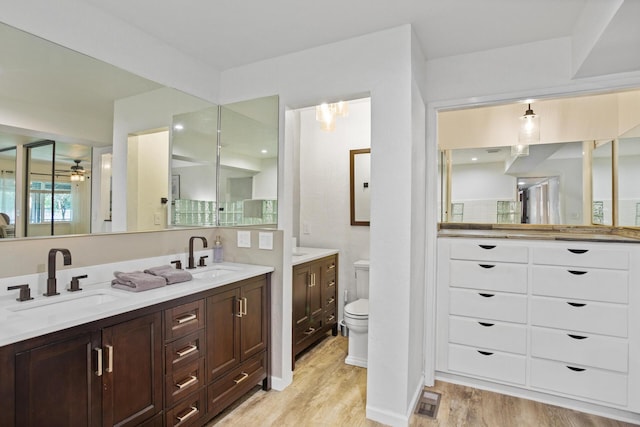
291 247 339 266
0 262 273 347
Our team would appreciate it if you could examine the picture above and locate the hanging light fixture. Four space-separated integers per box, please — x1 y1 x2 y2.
512 103 540 157
315 101 349 131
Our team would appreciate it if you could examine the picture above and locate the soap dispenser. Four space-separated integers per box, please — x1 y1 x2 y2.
213 235 224 263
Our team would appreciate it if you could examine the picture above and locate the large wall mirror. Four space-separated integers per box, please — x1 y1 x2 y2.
350 148 371 226
0 21 278 240
438 89 640 228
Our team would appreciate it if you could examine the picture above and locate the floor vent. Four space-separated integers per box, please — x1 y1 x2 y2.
415 389 441 419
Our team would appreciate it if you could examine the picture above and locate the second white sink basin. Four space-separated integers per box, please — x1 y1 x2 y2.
192 265 242 280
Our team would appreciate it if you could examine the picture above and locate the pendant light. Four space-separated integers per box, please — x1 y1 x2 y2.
512 103 540 157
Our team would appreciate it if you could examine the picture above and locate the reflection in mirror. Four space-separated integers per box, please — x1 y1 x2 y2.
592 140 613 225
350 148 371 226
218 96 279 227
0 146 16 238
618 136 640 226
25 141 92 237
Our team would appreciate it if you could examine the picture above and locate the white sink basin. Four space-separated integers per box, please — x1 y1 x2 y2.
6 289 124 317
292 252 307 257
192 265 242 280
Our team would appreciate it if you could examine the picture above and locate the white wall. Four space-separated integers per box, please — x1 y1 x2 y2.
297 97 371 322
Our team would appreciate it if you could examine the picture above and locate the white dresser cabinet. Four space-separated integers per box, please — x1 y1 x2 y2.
436 237 640 423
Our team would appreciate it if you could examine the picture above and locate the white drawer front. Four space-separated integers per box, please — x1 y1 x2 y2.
450 261 527 293
531 297 628 338
449 316 526 354
532 266 628 303
450 241 528 263
532 246 629 270
531 358 627 406
448 344 526 385
450 289 527 324
531 327 628 372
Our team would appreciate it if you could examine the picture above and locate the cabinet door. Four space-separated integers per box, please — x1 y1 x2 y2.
308 261 323 320
240 277 268 361
207 287 241 382
15 331 102 427
292 264 310 328
102 312 163 427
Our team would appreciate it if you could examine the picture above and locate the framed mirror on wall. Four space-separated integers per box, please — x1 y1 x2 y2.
350 148 370 226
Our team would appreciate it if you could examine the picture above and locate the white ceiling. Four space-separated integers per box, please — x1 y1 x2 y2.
80 0 591 70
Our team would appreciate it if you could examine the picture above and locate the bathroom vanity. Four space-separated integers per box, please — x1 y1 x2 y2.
291 248 339 369
436 230 640 422
0 262 272 427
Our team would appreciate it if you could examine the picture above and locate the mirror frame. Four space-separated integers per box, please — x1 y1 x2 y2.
350 148 371 226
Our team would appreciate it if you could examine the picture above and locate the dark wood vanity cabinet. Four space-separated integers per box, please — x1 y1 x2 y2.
206 275 269 417
292 254 338 367
0 273 271 427
4 311 163 427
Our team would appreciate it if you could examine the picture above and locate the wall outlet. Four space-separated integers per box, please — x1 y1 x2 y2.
237 230 251 248
258 232 273 250
153 213 161 225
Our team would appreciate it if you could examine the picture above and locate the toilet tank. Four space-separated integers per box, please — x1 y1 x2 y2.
354 260 370 299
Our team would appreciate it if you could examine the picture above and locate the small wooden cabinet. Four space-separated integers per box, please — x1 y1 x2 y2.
292 254 338 368
11 311 163 427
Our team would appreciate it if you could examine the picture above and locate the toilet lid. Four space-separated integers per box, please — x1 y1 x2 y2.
345 299 369 317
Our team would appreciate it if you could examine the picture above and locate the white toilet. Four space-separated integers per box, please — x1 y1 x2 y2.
344 260 370 368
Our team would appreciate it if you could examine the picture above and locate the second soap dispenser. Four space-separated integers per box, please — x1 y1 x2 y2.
213 235 224 263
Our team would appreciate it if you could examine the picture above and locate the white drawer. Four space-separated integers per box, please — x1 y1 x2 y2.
532 246 629 270
450 241 528 263
531 297 628 338
448 343 526 385
449 316 526 354
450 260 527 293
450 288 527 324
530 357 627 406
531 266 628 303
531 327 628 372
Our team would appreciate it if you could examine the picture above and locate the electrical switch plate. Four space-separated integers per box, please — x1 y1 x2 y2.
153 213 161 225
237 230 251 248
258 232 273 250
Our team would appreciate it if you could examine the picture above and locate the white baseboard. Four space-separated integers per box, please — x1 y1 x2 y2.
365 375 424 427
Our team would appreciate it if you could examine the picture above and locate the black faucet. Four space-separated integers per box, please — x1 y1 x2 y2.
45 248 72 296
187 236 208 269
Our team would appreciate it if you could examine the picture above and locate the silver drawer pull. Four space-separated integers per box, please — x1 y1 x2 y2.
327 315 335 322
478 322 494 327
478 264 495 269
566 366 586 372
479 245 496 250
176 313 197 324
568 270 587 275
328 280 336 287
568 334 588 340
304 327 316 335
327 297 335 304
94 347 103 377
478 293 494 298
176 406 199 422
567 302 586 308
328 263 336 269
568 249 588 254
233 372 249 384
176 375 198 389
105 344 114 373
176 344 198 358
477 350 493 356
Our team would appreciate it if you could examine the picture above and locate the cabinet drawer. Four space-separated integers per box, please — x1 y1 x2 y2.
531 266 628 303
530 358 627 406
294 317 323 346
449 316 526 354
532 246 629 270
450 260 527 293
531 327 628 372
325 308 337 325
449 288 527 324
165 330 205 374
450 241 528 263
165 388 206 427
165 357 206 408
325 291 337 307
322 256 338 274
165 300 205 341
531 297 627 337
448 344 526 385
208 352 266 417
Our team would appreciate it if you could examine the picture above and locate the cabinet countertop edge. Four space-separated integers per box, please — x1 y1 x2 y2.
291 247 339 266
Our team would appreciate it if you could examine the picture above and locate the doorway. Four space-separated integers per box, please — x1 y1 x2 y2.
517 176 560 224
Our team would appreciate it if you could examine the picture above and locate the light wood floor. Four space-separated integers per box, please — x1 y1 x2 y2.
207 335 636 427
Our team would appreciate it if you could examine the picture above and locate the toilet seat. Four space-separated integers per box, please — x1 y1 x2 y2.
344 299 368 318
